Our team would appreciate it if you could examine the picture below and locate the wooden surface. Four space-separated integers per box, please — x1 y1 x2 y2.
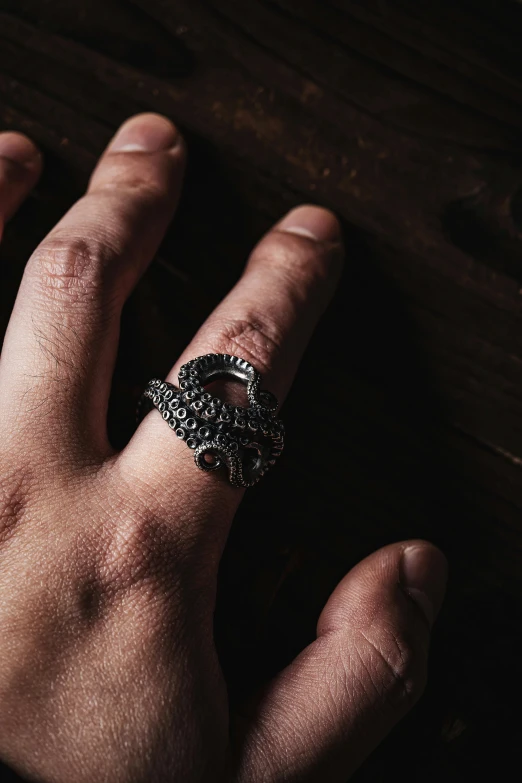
1 0 521 779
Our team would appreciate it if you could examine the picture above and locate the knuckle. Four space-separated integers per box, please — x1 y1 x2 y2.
256 230 343 288
258 231 317 266
93 163 172 202
210 315 283 377
355 625 426 713
0 464 33 547
28 235 114 307
97 502 185 600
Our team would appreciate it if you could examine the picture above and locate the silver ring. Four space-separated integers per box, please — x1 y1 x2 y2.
138 354 285 487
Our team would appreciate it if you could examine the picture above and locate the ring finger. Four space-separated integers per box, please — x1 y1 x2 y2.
0 132 42 241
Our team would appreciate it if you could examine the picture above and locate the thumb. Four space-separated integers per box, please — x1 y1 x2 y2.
234 541 448 783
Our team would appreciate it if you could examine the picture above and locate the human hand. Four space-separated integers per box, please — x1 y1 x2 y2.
0 114 447 782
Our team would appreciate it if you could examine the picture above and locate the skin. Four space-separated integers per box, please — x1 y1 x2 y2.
0 114 447 783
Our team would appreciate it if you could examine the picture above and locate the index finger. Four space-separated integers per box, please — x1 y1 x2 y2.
119 205 343 551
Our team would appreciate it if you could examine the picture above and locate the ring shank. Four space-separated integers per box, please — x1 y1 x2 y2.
138 354 284 488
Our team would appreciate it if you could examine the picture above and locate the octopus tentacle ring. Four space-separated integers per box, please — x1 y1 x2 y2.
138 354 285 487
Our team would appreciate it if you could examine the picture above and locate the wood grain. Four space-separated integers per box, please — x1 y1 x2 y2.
1 1 521 779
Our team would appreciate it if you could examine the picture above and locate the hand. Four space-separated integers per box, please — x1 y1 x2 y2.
0 114 447 783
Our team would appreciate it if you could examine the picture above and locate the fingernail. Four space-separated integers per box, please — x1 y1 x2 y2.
400 544 448 627
109 113 179 153
277 205 342 242
0 132 41 171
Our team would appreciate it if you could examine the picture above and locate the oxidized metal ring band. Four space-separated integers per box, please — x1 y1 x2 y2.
138 354 284 488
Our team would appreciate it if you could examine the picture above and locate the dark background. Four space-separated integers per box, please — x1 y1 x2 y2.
1 0 521 780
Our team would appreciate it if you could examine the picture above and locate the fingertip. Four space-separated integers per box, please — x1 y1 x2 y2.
400 540 448 627
0 132 42 232
276 204 343 244
89 113 186 200
317 539 448 637
107 113 184 155
0 131 42 178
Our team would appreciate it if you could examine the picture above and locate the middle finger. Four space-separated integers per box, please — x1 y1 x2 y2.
0 114 186 460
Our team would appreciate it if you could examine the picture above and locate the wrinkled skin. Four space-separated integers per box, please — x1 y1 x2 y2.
0 115 447 783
